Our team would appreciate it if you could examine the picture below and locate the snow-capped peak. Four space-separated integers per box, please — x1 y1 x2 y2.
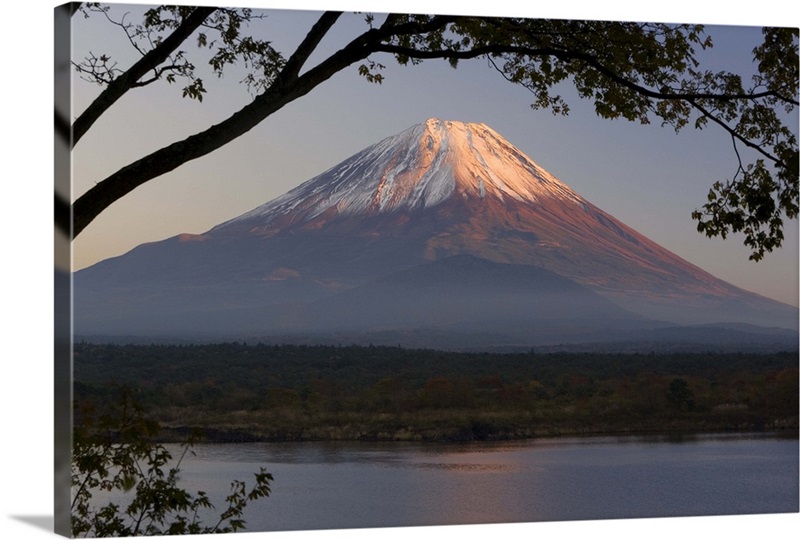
216 119 585 230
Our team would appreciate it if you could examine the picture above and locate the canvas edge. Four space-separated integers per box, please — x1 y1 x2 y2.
47 3 799 539
54 2 76 537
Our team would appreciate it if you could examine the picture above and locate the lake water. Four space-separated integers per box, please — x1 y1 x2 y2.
172 433 797 532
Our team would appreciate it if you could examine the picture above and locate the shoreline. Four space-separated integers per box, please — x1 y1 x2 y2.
157 419 799 444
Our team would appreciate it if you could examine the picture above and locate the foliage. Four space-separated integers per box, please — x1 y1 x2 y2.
65 6 798 260
74 4 282 100
74 344 800 441
667 378 695 410
71 388 273 536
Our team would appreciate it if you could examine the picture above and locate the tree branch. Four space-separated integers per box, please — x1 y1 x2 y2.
55 191 71 236
71 14 466 237
687 98 783 165
71 14 796 243
378 38 795 169
132 64 189 87
376 42 796 105
71 6 216 148
375 14 459 41
72 23 389 237
281 11 342 81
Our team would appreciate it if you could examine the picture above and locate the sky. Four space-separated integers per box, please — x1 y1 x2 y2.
0 2 798 540
65 0 799 307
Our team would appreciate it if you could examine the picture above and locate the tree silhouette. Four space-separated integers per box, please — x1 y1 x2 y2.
71 388 273 536
667 378 695 410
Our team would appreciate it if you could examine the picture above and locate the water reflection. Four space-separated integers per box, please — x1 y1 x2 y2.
173 433 798 531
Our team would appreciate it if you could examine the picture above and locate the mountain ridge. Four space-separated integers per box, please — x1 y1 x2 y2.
74 119 798 347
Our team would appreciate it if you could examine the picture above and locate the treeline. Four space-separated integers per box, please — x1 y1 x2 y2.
73 343 799 441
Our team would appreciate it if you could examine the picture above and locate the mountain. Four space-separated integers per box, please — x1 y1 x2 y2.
74 119 797 349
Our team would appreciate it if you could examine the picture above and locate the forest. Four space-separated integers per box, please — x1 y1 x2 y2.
73 342 799 442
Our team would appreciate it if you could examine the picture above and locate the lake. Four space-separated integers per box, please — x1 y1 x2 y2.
171 432 798 532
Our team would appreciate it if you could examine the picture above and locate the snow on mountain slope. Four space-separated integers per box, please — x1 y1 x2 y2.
210 119 739 299
74 119 798 340
215 119 584 230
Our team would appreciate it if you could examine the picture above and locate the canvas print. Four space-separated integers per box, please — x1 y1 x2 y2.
54 1 799 537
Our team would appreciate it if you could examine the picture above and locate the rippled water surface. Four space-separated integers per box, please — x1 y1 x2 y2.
172 433 798 532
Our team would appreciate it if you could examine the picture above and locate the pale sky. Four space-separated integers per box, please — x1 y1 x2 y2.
68 0 799 308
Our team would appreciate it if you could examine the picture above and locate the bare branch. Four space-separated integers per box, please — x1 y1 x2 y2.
688 98 783 165
132 64 190 87
281 11 343 81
